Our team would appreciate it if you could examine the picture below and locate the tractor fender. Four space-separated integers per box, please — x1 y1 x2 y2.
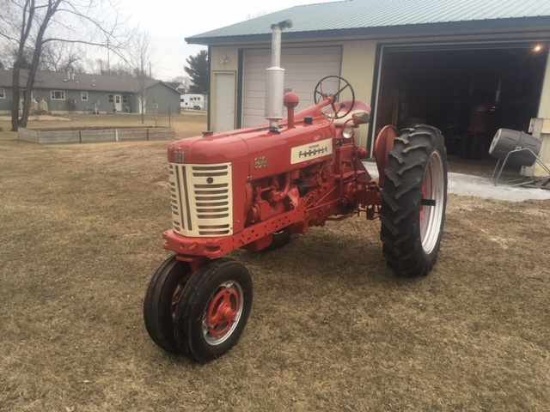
374 125 398 187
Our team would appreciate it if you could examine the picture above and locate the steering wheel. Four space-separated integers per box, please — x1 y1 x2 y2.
313 75 356 119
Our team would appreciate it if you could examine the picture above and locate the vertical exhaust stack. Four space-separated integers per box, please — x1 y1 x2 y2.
265 20 292 131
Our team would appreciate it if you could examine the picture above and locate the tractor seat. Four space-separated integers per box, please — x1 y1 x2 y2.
333 101 371 127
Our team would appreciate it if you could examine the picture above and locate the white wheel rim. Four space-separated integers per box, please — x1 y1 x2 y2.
420 151 445 255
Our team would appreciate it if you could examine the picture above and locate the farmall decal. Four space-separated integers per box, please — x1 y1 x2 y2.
290 138 333 165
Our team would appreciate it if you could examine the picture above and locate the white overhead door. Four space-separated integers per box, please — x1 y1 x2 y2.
242 46 342 128
214 73 236 132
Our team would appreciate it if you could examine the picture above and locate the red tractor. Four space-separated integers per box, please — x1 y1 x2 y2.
144 21 448 363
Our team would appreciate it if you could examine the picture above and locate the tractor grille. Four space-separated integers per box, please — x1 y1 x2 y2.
169 162 233 237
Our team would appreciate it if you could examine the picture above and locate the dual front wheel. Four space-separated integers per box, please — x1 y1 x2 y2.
143 256 252 363
143 233 289 363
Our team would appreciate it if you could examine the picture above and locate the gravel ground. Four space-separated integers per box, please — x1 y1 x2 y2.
364 161 550 202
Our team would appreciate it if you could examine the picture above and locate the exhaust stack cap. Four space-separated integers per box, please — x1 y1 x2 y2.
271 19 293 31
265 20 293 131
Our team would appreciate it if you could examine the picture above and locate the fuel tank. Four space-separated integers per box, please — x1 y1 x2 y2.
168 119 336 180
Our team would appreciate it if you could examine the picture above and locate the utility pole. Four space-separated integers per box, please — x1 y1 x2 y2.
140 53 145 124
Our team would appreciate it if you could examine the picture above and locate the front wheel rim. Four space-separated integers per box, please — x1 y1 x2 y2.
202 281 244 346
420 151 445 254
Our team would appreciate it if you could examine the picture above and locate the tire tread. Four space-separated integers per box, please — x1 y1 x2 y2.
380 124 448 278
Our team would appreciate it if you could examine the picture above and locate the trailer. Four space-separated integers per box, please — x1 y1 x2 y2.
180 94 205 110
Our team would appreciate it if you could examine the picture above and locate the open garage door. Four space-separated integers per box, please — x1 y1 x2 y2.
242 46 342 128
373 43 548 159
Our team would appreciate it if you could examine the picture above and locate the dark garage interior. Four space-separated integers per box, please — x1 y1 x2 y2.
375 44 548 159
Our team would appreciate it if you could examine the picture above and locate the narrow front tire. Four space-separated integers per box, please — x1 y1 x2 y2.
173 259 253 363
143 255 191 353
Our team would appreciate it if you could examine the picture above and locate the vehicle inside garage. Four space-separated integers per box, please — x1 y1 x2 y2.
375 44 548 159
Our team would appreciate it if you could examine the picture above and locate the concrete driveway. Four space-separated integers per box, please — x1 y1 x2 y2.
364 161 550 202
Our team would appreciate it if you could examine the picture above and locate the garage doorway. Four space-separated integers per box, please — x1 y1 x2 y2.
373 43 548 159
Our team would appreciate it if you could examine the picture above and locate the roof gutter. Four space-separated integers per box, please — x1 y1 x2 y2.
186 16 550 45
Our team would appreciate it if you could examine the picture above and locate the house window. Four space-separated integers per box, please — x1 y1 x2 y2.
0 88 5 99
81 91 88 101
122 95 128 104
108 94 114 103
50 90 66 100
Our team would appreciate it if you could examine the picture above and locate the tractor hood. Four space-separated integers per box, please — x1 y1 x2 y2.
168 119 335 179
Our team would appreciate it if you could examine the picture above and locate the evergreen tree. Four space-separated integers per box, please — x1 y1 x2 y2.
184 50 208 94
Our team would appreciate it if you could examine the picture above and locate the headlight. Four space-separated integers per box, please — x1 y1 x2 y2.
342 126 355 139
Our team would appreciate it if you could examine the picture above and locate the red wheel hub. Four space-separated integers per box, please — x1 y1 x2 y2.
206 287 240 339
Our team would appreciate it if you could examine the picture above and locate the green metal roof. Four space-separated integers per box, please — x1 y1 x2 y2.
187 0 550 44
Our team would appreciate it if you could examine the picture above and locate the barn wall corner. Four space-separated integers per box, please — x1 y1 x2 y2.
341 40 378 148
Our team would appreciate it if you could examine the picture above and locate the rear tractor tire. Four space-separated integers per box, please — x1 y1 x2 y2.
380 125 448 277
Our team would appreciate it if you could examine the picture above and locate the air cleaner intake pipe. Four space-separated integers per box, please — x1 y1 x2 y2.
265 20 292 131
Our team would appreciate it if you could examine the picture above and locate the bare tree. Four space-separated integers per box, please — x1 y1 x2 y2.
128 30 152 124
40 42 84 72
0 0 125 131
91 59 136 77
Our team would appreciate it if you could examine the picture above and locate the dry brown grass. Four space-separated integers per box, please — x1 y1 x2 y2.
0 133 549 411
